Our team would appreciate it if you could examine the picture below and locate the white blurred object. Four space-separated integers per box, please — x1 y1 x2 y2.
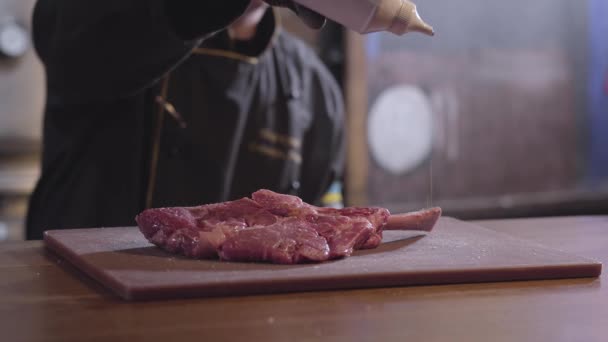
0 20 29 58
368 85 434 175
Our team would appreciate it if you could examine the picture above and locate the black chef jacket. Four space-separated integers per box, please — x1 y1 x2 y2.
26 1 345 239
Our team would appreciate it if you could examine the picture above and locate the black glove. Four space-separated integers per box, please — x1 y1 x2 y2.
265 0 327 29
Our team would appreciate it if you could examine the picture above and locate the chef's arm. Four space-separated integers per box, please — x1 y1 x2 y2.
32 0 250 104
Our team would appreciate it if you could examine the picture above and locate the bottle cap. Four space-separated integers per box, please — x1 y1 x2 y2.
389 0 435 36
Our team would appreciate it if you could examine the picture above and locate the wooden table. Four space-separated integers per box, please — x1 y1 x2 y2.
1 216 606 342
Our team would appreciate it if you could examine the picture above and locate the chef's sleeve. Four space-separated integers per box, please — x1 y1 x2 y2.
32 0 250 104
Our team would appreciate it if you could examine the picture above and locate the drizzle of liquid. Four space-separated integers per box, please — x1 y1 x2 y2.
427 156 434 208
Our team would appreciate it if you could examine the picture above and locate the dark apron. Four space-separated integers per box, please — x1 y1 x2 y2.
148 36 314 209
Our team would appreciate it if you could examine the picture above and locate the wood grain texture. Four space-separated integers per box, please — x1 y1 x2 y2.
1 216 607 342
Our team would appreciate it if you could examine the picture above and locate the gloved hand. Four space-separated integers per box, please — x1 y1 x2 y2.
265 0 327 29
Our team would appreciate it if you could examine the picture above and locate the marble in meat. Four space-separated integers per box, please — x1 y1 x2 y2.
136 190 390 264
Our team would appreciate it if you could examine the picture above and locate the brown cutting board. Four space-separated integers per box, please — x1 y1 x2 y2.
44 218 602 300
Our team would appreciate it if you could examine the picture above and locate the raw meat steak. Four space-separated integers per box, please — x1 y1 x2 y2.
136 189 441 264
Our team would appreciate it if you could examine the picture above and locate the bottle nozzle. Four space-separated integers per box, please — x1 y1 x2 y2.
390 0 435 36
410 11 435 36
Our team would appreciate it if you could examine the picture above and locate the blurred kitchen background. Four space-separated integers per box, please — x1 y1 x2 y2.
0 0 44 241
1 0 607 241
